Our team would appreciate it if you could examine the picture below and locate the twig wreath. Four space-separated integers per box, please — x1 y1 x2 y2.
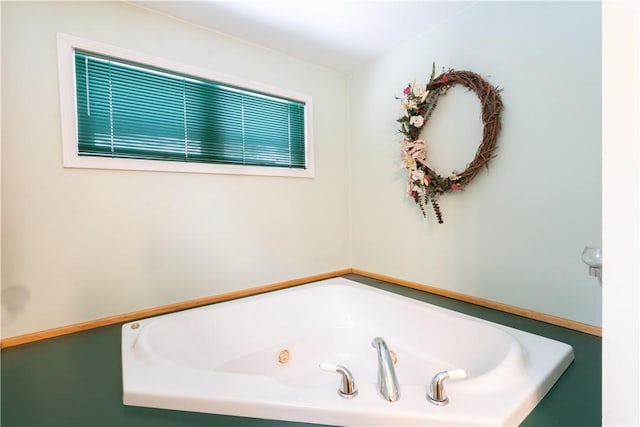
397 64 503 224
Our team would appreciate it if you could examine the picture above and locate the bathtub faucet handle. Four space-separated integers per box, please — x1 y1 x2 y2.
319 363 358 399
426 369 467 406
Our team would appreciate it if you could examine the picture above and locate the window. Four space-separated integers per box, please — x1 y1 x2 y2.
57 34 314 177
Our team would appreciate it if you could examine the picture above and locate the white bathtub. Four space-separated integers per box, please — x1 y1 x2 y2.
121 277 574 426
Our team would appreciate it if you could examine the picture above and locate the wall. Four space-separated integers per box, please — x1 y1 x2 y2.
0 2 605 334
1 1 350 338
348 2 602 326
602 2 640 425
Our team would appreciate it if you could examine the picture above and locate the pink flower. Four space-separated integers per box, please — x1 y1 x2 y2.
451 183 461 191
407 184 416 199
441 74 449 84
403 86 411 95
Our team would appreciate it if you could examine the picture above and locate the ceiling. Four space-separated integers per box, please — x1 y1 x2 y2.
131 1 476 74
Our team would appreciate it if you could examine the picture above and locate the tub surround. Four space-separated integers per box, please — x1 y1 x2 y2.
0 274 602 427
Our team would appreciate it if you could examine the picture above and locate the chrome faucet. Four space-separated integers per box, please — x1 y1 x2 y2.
371 337 400 402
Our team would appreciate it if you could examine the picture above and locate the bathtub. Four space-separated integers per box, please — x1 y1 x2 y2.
121 277 574 426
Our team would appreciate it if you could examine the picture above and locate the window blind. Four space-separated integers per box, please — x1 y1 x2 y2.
74 50 307 169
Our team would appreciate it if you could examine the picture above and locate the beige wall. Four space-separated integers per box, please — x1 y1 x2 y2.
348 1 602 326
1 1 351 337
1 1 604 332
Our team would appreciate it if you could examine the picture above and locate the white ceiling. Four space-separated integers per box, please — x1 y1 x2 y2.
132 1 476 74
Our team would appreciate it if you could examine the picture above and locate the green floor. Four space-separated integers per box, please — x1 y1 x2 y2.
1 273 601 426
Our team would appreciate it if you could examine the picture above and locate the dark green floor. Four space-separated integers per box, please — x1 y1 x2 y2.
1 273 601 426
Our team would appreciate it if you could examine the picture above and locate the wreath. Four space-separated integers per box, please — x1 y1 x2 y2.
397 64 503 224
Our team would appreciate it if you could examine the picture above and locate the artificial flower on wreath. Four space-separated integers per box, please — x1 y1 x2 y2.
397 63 460 224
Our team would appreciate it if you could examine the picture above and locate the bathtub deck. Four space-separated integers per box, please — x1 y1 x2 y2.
0 273 601 427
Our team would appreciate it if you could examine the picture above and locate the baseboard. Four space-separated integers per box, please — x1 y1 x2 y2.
351 269 602 337
0 269 350 349
0 267 601 348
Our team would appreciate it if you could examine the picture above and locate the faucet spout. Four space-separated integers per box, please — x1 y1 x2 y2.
371 337 400 402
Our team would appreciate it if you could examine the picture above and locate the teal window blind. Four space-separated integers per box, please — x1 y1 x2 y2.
74 50 307 169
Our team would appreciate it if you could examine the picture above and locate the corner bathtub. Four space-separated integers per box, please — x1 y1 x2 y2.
121 278 574 426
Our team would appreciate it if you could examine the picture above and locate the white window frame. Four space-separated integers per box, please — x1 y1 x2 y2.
56 33 314 178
